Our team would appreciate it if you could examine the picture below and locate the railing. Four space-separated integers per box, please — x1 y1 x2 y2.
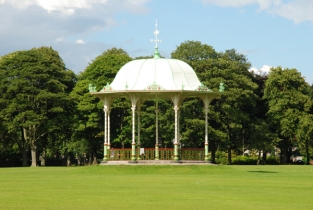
108 148 204 161
180 148 205 160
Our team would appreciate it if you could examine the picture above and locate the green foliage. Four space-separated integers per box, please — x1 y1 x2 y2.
215 151 228 164
70 48 132 159
263 67 313 163
0 46 75 166
232 156 258 165
79 48 132 87
1 42 312 165
266 156 280 165
171 40 261 163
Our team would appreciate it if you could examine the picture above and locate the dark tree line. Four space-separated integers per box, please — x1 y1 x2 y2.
0 41 312 166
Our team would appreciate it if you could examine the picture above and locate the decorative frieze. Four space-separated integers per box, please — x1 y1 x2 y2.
195 83 212 92
144 81 165 90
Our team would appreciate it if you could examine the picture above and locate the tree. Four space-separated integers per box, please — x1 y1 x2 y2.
263 67 312 164
70 48 132 161
0 47 75 167
296 114 313 165
172 41 259 164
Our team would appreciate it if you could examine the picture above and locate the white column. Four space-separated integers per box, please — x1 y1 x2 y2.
203 95 210 162
103 105 108 162
107 110 111 151
174 105 179 161
102 96 111 163
137 109 141 160
155 97 159 160
171 94 182 162
131 104 137 162
129 94 139 163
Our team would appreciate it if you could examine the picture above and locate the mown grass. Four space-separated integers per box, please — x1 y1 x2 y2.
0 165 312 210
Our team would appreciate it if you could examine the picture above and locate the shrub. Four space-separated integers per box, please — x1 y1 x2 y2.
232 156 258 165
265 156 279 165
215 151 228 165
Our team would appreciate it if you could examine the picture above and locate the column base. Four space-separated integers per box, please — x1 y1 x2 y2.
128 160 138 164
155 145 159 160
205 159 212 163
173 143 180 161
137 144 141 160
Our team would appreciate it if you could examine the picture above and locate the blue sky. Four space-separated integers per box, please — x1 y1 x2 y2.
0 0 312 83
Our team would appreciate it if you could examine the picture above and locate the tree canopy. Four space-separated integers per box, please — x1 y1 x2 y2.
0 47 76 166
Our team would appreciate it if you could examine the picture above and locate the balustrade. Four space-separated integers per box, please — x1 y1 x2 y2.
108 148 205 161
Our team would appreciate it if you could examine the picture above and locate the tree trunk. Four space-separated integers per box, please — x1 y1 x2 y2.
20 127 28 166
280 140 287 164
257 151 261 165
93 156 98 165
287 146 292 164
40 148 46 166
262 151 267 165
89 151 93 165
77 155 81 166
211 150 216 164
30 143 37 167
227 148 232 165
306 139 309 165
67 156 71 166
21 149 28 167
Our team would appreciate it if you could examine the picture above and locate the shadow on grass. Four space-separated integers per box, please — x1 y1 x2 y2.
247 171 278 173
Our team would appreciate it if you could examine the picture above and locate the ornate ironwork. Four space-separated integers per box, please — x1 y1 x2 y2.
109 149 131 160
219 81 225 92
145 81 165 90
102 82 113 92
88 84 96 92
195 83 212 92
108 148 205 161
181 148 205 160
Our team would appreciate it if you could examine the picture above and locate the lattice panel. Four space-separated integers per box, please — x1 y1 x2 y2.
108 148 205 160
181 149 205 160
109 149 131 160
139 148 155 160
159 149 174 160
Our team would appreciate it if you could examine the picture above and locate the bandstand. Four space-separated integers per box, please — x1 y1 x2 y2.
90 21 224 163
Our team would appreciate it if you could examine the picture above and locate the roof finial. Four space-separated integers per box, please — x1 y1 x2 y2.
150 19 161 58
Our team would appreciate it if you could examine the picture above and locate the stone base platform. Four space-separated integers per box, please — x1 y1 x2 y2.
100 160 216 165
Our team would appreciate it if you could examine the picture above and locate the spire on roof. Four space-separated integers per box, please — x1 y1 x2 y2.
150 20 161 58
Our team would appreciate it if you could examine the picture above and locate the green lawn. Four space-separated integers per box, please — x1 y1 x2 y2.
0 165 312 210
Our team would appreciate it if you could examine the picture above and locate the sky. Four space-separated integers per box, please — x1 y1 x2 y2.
0 0 312 83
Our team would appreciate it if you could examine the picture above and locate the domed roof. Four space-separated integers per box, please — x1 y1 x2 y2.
110 57 204 91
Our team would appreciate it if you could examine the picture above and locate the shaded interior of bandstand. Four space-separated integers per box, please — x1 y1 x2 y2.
99 91 219 163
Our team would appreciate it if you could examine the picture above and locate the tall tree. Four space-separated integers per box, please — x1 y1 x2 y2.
0 47 75 167
70 48 132 161
263 67 312 164
172 41 259 163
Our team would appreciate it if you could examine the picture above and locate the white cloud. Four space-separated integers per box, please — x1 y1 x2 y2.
55 37 66 43
201 0 281 10
0 0 150 73
269 0 313 23
76 39 86 44
201 0 313 23
2 0 150 15
3 0 106 15
250 65 272 76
